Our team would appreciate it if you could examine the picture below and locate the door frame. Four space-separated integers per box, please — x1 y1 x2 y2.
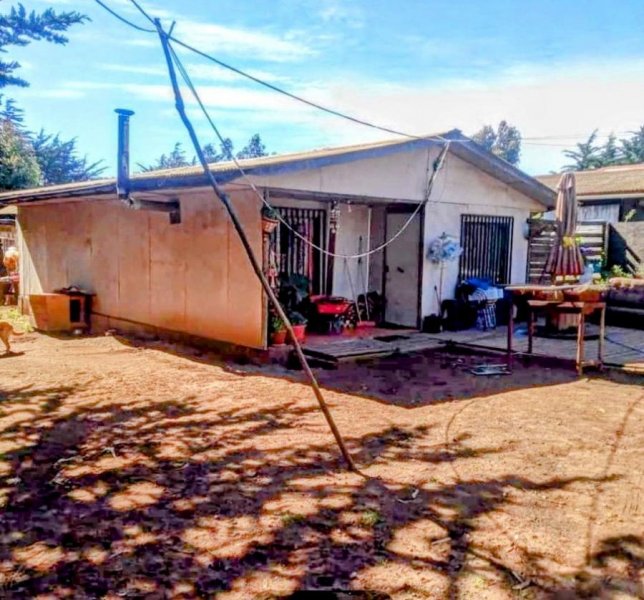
382 203 425 329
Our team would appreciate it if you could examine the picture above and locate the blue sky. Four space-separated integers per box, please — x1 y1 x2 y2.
7 0 644 175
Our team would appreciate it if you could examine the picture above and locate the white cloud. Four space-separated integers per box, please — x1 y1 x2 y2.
171 20 315 63
99 63 165 76
97 0 315 62
48 53 644 175
27 88 87 99
318 1 365 29
278 57 644 174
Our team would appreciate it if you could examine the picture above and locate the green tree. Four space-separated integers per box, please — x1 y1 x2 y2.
0 118 40 190
237 133 267 160
0 3 88 88
562 130 603 171
599 133 619 166
138 142 195 172
203 137 234 163
619 126 644 164
472 120 521 165
31 130 105 184
0 94 23 125
142 134 269 172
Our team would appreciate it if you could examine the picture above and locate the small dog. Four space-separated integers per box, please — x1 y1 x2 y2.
0 321 24 353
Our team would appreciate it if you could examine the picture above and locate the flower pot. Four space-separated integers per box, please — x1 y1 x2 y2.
270 329 287 345
288 324 306 343
262 217 279 234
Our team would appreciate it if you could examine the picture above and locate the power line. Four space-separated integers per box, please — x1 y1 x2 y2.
94 0 629 151
93 0 155 32
169 42 450 260
97 0 451 144
93 1 553 198
154 17 358 471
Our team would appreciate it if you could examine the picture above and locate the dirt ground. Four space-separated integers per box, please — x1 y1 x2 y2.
0 325 642 599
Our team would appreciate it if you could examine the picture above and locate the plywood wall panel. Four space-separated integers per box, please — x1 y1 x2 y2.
149 210 187 332
183 193 230 339
89 202 120 315
224 190 264 347
117 207 151 325
19 190 266 348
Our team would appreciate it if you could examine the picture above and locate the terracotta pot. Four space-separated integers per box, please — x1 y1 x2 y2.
262 217 279 234
288 324 306 343
270 329 287 345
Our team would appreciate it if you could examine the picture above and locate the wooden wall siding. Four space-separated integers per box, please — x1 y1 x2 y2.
526 220 607 283
578 203 620 223
18 189 265 348
608 222 643 274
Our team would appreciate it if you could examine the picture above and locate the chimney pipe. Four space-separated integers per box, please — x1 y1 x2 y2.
115 108 135 200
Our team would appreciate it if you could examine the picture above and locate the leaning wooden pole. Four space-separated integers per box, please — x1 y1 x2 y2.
155 20 357 471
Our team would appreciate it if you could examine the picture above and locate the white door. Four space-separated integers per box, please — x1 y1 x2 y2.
384 210 421 327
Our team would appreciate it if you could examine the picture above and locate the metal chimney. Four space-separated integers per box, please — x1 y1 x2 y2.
115 109 135 200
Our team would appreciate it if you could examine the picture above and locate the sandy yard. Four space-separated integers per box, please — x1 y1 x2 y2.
0 325 642 599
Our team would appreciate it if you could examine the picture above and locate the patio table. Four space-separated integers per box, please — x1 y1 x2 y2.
505 285 606 375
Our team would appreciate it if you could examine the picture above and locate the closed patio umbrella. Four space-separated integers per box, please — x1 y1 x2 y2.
545 172 584 280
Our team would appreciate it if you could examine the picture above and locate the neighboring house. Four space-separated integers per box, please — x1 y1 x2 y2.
538 163 644 223
0 129 554 349
0 205 17 279
538 165 644 273
0 205 16 253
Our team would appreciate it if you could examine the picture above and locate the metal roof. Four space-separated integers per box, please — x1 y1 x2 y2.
0 129 555 206
538 163 644 198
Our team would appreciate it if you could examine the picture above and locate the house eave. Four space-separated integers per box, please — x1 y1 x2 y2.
0 129 554 208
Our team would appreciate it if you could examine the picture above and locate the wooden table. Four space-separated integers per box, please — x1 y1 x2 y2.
506 294 606 375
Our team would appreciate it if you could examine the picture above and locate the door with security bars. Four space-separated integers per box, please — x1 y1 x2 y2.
269 207 328 294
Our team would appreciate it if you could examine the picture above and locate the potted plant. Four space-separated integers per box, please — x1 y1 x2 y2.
261 206 279 234
287 310 308 343
269 313 287 345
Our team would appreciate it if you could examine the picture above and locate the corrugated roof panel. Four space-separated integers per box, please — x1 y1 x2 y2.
538 163 644 197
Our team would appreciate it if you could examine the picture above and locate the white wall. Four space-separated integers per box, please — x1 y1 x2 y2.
421 152 543 317
250 146 433 202
257 146 545 321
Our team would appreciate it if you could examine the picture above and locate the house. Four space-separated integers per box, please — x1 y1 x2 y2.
538 165 644 273
0 205 16 254
538 164 644 223
0 128 554 349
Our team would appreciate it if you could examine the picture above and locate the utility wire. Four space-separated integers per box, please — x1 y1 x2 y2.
154 18 358 472
169 43 450 260
99 0 450 143
95 0 622 150
93 0 155 32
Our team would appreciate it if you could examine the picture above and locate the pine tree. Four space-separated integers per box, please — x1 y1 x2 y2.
562 130 603 171
237 134 267 160
0 118 40 190
0 3 88 88
138 143 195 172
472 120 521 165
599 133 619 166
619 126 644 164
31 130 105 184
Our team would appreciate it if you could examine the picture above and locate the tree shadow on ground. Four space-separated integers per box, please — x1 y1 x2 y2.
0 379 635 598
